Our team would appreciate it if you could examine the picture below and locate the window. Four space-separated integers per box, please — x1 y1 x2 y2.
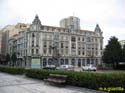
65 46 68 48
32 49 34 55
78 37 80 41
71 36 76 42
78 59 81 67
49 34 52 39
96 51 98 56
78 51 80 55
66 36 68 40
91 38 94 42
47 27 49 31
71 59 75 65
95 38 97 42
61 49 63 55
61 36 64 40
72 43 76 49
43 49 46 54
58 29 60 32
82 37 84 41
51 28 54 31
32 41 34 47
65 49 68 55
100 45 102 50
36 49 39 54
87 59 90 64
60 59 64 65
82 51 84 55
32 33 35 37
82 59 85 66
78 43 81 49
48 58 52 65
49 49 51 54
100 39 102 43
82 46 84 49
43 58 47 66
95 44 98 50
65 59 69 64
61 43 63 48
48 42 52 47
43 33 47 39
71 50 76 56
86 37 91 42
43 42 47 47
65 42 68 48
26 50 27 55
86 51 91 56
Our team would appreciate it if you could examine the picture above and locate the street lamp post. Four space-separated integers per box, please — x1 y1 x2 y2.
50 45 60 66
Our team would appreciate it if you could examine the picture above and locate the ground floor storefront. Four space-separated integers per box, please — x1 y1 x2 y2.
42 57 101 67
20 56 102 68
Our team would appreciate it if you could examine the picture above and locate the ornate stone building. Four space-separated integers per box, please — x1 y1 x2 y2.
8 15 103 68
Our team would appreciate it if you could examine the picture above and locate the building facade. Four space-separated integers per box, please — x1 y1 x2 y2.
119 40 125 48
60 16 80 31
0 31 3 54
8 15 103 68
1 23 29 55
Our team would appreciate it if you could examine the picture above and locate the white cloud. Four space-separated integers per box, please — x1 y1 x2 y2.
103 27 125 46
0 0 125 47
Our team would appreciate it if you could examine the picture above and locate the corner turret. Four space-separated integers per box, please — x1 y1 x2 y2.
94 24 101 33
30 14 42 31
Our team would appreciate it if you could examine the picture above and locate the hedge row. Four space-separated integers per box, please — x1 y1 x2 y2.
25 69 125 90
0 66 125 91
0 66 25 75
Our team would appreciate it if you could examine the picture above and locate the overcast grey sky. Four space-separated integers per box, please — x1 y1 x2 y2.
0 0 125 47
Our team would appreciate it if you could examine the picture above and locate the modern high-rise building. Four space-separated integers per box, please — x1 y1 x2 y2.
60 16 80 31
8 15 103 68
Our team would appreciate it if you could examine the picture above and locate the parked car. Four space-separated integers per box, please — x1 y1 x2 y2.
82 64 97 71
43 65 56 70
56 65 74 70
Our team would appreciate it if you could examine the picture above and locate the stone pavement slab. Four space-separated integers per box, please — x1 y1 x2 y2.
0 72 106 93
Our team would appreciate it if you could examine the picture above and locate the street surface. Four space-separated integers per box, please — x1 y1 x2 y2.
0 72 106 93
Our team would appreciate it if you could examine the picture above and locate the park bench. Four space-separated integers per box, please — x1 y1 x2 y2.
44 74 68 85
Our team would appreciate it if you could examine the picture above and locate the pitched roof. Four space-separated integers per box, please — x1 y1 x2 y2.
43 25 69 30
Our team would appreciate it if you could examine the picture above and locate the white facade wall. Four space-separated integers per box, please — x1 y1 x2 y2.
8 15 103 68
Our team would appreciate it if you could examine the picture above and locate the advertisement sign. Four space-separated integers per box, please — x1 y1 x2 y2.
31 58 40 68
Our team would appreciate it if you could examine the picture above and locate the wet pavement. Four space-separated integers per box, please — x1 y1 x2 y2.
0 72 106 93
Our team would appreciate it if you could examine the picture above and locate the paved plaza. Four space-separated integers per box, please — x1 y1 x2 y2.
0 72 106 93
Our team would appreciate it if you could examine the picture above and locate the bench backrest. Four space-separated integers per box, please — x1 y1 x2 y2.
49 74 68 80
